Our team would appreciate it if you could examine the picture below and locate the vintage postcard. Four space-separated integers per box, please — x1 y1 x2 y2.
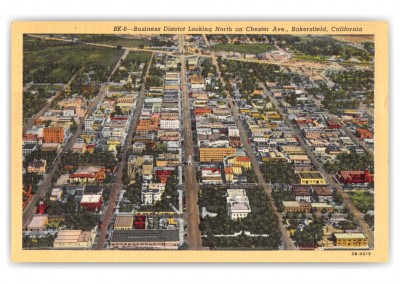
11 21 388 262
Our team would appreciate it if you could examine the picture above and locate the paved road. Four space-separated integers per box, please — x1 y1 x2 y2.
96 53 154 250
360 102 374 117
179 35 202 250
202 34 210 48
213 57 297 250
268 93 374 248
23 82 33 92
22 50 128 228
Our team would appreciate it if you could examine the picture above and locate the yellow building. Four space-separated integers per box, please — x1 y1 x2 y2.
116 102 134 113
142 163 153 176
234 156 252 169
80 132 96 143
199 147 236 162
333 233 368 248
232 164 243 175
297 171 327 185
107 138 122 152
225 167 234 182
252 89 264 96
267 111 282 120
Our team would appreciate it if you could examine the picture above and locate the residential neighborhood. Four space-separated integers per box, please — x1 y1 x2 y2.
22 33 375 251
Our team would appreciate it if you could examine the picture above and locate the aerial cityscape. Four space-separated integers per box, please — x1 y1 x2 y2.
21 33 375 251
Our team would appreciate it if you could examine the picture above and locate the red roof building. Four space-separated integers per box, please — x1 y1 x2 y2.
154 167 175 184
134 215 146 229
80 194 103 211
356 128 374 140
37 201 47 214
327 120 341 129
194 107 212 116
337 170 374 184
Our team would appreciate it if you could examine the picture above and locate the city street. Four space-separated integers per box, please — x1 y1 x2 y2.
268 93 375 248
179 35 202 250
96 53 154 249
22 49 129 229
212 57 297 250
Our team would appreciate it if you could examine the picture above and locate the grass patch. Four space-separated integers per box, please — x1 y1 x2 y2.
124 50 152 62
46 219 63 229
211 43 275 54
348 190 374 213
293 54 326 62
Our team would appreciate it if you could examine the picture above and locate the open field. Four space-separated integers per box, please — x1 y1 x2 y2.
293 53 327 62
24 35 125 84
211 43 276 54
332 35 374 44
124 50 152 61
73 35 177 50
76 35 148 48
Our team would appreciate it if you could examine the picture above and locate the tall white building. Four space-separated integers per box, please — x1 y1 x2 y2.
228 125 240 137
160 119 180 129
85 115 94 130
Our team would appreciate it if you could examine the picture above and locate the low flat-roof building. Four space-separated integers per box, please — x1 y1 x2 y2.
114 215 134 230
50 188 63 202
297 171 326 185
282 201 311 213
27 159 47 175
110 229 180 249
332 233 368 248
292 187 312 202
27 215 48 231
311 202 335 213
23 143 38 156
71 142 87 154
313 187 333 202
80 194 103 211
53 230 95 249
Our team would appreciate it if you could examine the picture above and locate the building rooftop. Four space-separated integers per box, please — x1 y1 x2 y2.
282 201 300 207
111 229 179 243
297 171 324 179
54 230 92 244
27 215 48 229
80 194 102 203
311 202 333 208
114 215 134 229
314 187 332 196
333 233 367 240
23 143 38 150
292 188 311 196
